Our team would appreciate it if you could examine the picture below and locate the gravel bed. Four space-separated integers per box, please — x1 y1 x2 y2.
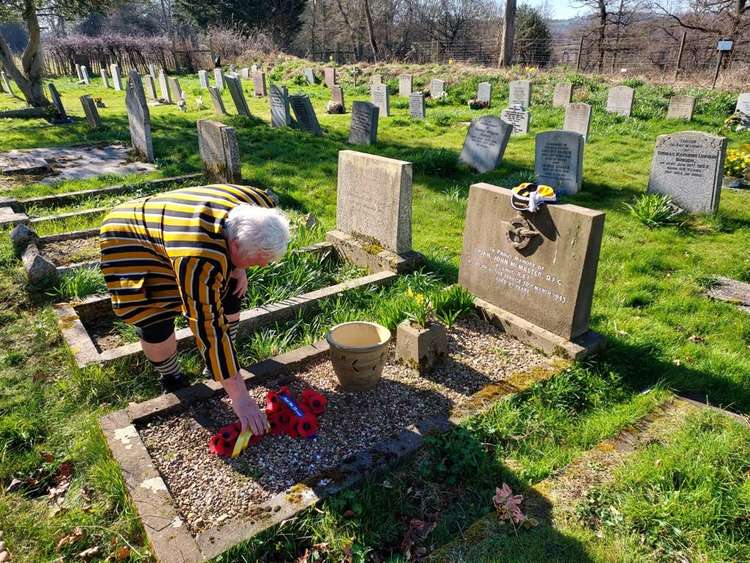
41 236 100 266
137 316 552 534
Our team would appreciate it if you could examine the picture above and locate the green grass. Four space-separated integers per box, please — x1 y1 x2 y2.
0 64 749 561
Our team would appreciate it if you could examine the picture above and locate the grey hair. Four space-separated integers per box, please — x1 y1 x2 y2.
225 204 290 262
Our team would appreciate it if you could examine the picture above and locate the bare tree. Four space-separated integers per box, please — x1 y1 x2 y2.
654 0 748 38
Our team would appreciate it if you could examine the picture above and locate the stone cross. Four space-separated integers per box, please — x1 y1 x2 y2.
225 75 250 116
253 71 267 97
214 68 225 91
501 106 531 135
647 131 727 213
289 94 322 136
80 95 102 129
208 87 227 115
335 150 413 254
667 95 695 121
100 67 110 89
324 67 337 88
110 64 122 91
477 82 492 106
606 85 634 116
370 83 390 117
563 103 592 143
197 119 242 183
409 92 425 119
399 74 412 97
198 70 209 89
125 71 154 163
534 130 585 195
430 79 445 98
737 92 750 115
459 116 512 174
158 70 172 103
348 101 379 145
269 84 291 128
508 80 531 109
552 83 573 107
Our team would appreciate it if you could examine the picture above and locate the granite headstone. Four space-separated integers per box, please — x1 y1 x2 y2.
370 83 390 117
269 84 291 127
535 130 585 195
606 85 634 116
459 116 512 174
348 101 379 145
125 71 154 163
289 94 322 136
563 103 592 143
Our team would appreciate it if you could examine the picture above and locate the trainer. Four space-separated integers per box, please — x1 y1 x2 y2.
100 183 290 435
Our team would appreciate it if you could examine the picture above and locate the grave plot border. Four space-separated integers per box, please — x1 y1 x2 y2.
55 241 401 370
37 227 101 276
102 317 567 563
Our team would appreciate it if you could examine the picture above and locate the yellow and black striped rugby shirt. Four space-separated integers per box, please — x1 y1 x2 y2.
100 184 275 381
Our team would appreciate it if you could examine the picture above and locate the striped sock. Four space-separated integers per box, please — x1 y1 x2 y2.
152 353 183 379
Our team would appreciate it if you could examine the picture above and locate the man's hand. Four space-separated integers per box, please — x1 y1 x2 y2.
230 267 248 298
221 370 269 435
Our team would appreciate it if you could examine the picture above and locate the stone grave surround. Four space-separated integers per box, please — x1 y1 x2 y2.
458 182 605 358
606 85 634 116
647 131 727 214
563 103 592 143
197 119 242 184
667 95 695 120
125 71 155 163
348 101 379 145
459 116 512 174
534 130 584 195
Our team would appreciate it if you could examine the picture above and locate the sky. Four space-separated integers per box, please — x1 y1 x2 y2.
529 0 586 20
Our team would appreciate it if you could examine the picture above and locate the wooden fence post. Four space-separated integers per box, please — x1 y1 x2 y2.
576 36 584 72
673 31 686 81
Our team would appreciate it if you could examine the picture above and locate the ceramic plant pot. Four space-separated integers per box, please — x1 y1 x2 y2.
326 321 391 391
395 319 448 374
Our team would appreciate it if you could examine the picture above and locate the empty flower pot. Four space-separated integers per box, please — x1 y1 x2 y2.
395 319 448 373
326 321 391 391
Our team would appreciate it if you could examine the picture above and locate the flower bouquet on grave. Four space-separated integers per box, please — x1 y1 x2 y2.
467 99 489 110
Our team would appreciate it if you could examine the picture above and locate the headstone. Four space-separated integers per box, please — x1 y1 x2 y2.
324 67 336 88
399 74 412 97
289 94 322 136
100 67 110 88
198 70 209 89
253 71 267 97
143 74 158 102
647 131 727 213
75 64 82 82
477 82 492 106
563 103 592 143
370 74 382 85
208 87 227 115
148 64 157 80
80 66 90 85
370 83 390 117
269 84 291 127
110 64 122 91
251 64 258 74
197 119 242 183
125 71 154 163
80 95 102 129
606 85 634 116
47 83 69 122
458 183 605 342
214 68 225 91
737 93 750 115
501 106 531 135
459 116 512 174
409 92 425 119
303 68 316 85
509 80 531 109
430 79 445 98
553 83 573 107
240 67 250 80
348 101 379 145
225 75 250 116
229 64 237 74
667 95 695 120
335 150 413 254
535 131 585 195
158 70 172 103
331 85 346 111
167 77 183 105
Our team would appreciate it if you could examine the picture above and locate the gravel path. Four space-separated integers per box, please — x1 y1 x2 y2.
137 316 552 533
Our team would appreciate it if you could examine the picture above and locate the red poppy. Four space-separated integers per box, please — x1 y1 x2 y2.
296 413 319 439
208 435 234 457
265 391 284 414
267 412 285 436
301 389 327 415
277 410 293 429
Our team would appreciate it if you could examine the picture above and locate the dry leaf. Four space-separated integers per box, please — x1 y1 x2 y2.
77 546 100 559
115 546 131 560
56 527 84 551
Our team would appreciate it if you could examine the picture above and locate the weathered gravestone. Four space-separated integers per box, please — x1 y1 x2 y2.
459 183 605 358
563 102 592 143
47 83 71 123
269 84 291 127
459 116 512 174
198 70 209 89
508 80 531 109
251 64 258 74
553 83 573 107
167 77 183 104
100 67 110 88
225 76 250 116
331 85 346 111
125 71 154 163
110 64 122 91
148 64 157 80
289 94 322 136
324 67 337 88
370 74 382 85
303 68 316 85
197 120 241 183
214 68 225 91
606 85 634 116
535 131 584 195
647 131 727 213
74 64 82 82
208 87 227 115
240 67 251 80
501 106 531 135
143 75 158 102
399 74 412 97
477 82 492 106
80 95 102 129
80 66 91 85
667 95 695 121
348 101 379 145
409 92 425 119
430 79 445 98
370 83 390 117
1 71 12 94
253 71 267 97
737 93 750 115
158 70 172 103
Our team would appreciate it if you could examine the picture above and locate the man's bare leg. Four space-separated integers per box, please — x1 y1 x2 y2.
141 332 177 363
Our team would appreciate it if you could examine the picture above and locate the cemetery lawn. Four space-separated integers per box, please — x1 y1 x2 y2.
0 65 749 561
